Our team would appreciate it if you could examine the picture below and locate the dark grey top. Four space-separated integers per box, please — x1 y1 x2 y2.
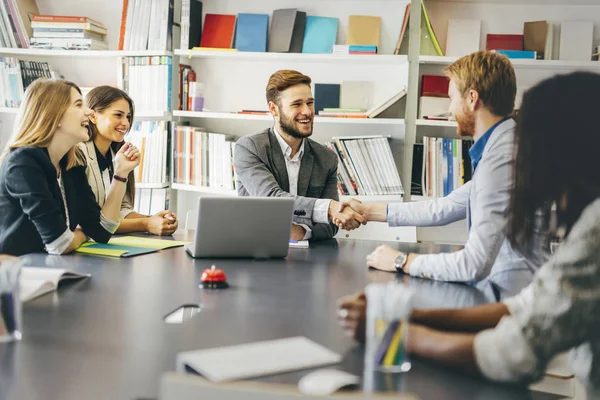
0 235 559 400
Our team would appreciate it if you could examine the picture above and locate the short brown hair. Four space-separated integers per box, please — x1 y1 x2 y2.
444 51 516 117
266 70 312 105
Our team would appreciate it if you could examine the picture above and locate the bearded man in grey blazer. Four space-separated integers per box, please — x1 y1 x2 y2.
233 70 365 241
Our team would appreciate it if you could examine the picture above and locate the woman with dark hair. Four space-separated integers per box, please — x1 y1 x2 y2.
80 85 178 235
337 72 600 395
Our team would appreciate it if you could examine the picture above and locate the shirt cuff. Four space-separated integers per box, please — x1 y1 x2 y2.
100 212 120 234
474 316 537 383
45 228 74 255
312 199 332 224
406 255 431 279
293 222 313 240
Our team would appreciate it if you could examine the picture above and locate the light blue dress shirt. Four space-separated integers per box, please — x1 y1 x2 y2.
387 119 550 300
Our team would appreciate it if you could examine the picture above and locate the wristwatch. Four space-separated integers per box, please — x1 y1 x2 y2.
394 252 408 272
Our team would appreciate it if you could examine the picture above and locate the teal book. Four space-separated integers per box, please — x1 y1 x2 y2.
235 13 269 52
302 16 338 54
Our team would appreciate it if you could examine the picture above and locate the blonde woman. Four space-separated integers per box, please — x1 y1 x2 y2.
0 79 140 256
81 86 178 235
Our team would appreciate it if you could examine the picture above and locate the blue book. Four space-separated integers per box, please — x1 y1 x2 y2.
235 13 269 52
349 45 377 51
494 50 537 59
442 139 449 196
302 16 338 54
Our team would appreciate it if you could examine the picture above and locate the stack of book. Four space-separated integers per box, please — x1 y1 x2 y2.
333 45 377 55
29 15 108 50
318 108 367 118
0 58 59 108
173 125 236 191
326 136 403 196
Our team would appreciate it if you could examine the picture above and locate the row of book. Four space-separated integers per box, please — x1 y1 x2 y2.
29 15 108 50
326 136 403 196
0 58 59 108
173 125 236 191
196 11 386 54
127 121 170 185
118 0 176 51
118 56 172 115
0 0 38 48
412 137 473 198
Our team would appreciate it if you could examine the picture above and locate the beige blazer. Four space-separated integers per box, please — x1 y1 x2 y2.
79 141 134 219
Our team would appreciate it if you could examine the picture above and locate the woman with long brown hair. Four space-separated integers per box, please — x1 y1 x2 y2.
81 85 178 235
0 79 140 256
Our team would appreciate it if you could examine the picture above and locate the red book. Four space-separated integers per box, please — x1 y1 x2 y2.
486 34 524 51
421 75 450 97
200 14 237 49
32 14 105 28
118 0 128 50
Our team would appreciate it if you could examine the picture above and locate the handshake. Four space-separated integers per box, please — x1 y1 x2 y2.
328 198 368 231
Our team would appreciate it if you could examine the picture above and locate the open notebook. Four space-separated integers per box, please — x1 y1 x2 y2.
177 336 341 383
19 267 90 303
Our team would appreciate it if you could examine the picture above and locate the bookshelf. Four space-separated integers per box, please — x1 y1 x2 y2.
2 0 600 247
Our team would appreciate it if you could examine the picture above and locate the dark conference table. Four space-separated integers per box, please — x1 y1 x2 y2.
0 234 560 400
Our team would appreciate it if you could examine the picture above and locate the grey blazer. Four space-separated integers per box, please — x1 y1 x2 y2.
233 128 339 240
79 140 134 220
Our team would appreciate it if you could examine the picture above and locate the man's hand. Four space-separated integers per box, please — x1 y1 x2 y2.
145 210 178 235
290 224 306 240
366 245 417 273
329 200 367 230
337 291 367 344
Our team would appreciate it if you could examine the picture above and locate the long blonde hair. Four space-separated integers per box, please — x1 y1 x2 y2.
0 78 85 169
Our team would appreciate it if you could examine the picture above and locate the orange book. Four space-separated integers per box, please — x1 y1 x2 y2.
118 0 128 50
32 14 105 28
137 136 146 183
200 14 237 49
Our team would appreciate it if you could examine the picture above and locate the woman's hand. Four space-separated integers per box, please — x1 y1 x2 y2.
145 210 178 235
337 291 367 344
113 142 140 176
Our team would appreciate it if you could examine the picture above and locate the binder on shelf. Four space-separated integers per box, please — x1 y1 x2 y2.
347 15 381 47
486 34 523 51
200 14 236 49
235 13 269 52
559 21 593 62
268 8 297 53
394 3 411 55
314 83 340 112
302 16 338 54
366 88 407 119
445 19 481 57
524 21 550 60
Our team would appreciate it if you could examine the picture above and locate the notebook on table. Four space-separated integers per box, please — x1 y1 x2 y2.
177 336 342 383
75 236 191 258
20 267 90 302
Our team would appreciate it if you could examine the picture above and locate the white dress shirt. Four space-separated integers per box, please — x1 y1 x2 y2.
274 127 331 239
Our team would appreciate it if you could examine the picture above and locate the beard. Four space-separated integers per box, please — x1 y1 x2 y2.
454 105 476 137
279 110 313 139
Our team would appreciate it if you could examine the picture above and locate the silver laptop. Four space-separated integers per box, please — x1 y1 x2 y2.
185 196 294 259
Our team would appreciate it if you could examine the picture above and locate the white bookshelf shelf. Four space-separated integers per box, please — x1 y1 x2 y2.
0 48 173 58
420 55 600 70
173 111 405 125
135 182 170 189
340 194 403 202
171 184 237 196
175 49 408 64
134 111 172 120
0 107 19 114
416 119 457 128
